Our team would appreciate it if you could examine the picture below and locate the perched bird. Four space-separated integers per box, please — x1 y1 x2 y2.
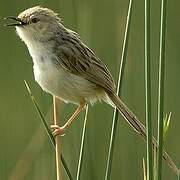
5 6 178 174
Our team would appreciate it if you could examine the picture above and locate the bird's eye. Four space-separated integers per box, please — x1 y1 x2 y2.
31 18 39 23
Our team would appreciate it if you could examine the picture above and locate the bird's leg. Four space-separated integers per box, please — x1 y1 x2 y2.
51 102 86 136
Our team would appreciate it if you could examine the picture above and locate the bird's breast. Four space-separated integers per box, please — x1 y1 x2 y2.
28 42 106 105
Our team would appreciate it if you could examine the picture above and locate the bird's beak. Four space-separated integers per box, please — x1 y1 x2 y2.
4 16 26 26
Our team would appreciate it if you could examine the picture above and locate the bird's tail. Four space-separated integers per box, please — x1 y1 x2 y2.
107 92 179 175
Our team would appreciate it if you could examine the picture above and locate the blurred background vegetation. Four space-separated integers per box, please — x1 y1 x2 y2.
0 0 179 179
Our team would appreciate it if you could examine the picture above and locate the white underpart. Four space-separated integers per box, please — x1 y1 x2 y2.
16 27 107 105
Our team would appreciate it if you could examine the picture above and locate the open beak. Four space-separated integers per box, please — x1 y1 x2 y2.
4 16 26 26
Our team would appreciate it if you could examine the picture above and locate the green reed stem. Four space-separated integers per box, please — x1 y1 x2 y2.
144 0 153 180
157 0 167 179
76 106 89 180
24 80 74 180
104 0 133 179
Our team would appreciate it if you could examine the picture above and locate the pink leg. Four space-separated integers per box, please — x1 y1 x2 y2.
51 102 86 136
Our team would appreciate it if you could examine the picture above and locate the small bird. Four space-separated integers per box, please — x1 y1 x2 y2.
5 6 178 173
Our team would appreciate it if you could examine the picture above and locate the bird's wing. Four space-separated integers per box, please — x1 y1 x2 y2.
55 35 115 93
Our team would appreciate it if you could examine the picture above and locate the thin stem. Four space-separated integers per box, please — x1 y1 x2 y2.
76 105 89 180
145 0 153 179
104 0 133 179
143 158 147 180
24 81 73 180
157 0 167 179
53 96 62 180
61 155 74 180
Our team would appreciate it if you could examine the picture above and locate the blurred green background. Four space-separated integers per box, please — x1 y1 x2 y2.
0 0 179 179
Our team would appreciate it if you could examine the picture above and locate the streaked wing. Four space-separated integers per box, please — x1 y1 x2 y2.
55 32 116 93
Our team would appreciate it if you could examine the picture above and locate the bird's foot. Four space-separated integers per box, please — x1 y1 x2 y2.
51 125 66 136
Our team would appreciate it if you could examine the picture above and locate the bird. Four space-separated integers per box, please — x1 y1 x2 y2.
5 6 178 174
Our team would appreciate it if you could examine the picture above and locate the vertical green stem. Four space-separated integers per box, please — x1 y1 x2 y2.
157 0 167 179
144 0 153 180
104 0 133 179
76 106 89 180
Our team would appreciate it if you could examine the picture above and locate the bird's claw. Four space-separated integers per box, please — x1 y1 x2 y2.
51 125 66 137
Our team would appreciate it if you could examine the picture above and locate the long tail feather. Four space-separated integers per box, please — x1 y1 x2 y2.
107 92 179 175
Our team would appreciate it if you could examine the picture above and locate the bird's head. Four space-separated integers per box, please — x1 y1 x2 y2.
6 6 62 42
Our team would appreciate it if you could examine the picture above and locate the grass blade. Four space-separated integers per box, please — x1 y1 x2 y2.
61 155 74 180
144 0 153 179
24 80 74 180
163 112 171 140
76 105 89 180
157 0 168 179
104 0 133 179
24 80 55 146
143 158 147 180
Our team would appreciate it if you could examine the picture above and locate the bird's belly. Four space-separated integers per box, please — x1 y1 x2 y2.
33 60 105 105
